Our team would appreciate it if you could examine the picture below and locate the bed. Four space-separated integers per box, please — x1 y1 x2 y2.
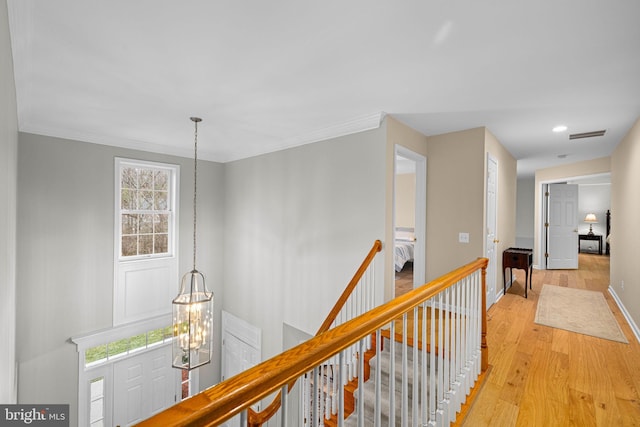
394 227 415 272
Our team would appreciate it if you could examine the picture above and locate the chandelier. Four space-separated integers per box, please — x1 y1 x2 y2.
172 117 214 370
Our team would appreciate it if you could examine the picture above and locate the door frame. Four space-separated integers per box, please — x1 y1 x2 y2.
485 153 498 307
545 183 579 269
393 145 427 289
221 310 262 427
536 174 609 269
72 315 185 427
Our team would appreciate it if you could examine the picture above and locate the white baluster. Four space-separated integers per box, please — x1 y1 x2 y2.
312 367 318 427
323 364 329 422
281 383 288 427
436 292 445 426
338 352 344 427
421 302 428 426
443 285 450 419
375 328 382 427
467 276 473 379
402 313 408 427
452 280 461 419
357 338 365 427
458 279 465 411
412 306 419 426
389 321 396 427
475 271 482 376
429 295 436 426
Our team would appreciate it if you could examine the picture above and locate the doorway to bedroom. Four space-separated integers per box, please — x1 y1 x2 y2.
394 145 426 297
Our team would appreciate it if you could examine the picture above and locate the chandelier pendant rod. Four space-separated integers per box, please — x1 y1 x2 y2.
190 116 201 273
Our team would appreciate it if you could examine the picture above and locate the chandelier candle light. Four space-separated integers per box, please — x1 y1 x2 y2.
172 117 214 370
584 213 598 236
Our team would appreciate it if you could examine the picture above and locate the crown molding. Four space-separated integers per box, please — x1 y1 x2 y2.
19 123 217 162
283 111 386 148
19 111 387 164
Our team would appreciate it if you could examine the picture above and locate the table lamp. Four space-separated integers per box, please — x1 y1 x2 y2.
584 213 597 236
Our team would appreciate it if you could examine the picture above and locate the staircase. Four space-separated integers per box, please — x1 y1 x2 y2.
136 252 489 427
345 336 426 426
318 299 483 427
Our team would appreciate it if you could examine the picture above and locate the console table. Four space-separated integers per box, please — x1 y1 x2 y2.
503 247 533 298
578 234 603 255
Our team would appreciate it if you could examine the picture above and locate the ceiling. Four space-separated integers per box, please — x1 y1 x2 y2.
7 1 640 176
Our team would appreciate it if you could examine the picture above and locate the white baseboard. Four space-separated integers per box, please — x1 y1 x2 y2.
608 286 640 344
494 279 511 304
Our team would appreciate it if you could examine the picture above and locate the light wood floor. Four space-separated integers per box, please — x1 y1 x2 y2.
395 262 414 297
463 253 640 426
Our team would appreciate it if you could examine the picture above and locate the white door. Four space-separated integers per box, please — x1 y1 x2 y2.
113 345 177 427
547 184 579 269
485 154 498 307
222 311 261 427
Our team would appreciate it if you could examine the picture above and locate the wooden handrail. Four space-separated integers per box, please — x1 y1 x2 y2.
316 239 383 334
136 257 488 427
246 238 382 426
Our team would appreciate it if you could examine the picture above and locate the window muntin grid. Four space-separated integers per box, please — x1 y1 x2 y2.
118 163 175 259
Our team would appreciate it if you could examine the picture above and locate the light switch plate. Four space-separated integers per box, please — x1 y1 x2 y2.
459 232 469 243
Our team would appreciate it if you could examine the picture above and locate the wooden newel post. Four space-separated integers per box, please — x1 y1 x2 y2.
480 262 488 372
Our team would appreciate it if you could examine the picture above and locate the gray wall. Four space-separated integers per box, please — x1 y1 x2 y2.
577 183 611 238
16 127 386 424
516 177 535 249
0 0 18 404
16 133 224 425
223 128 387 359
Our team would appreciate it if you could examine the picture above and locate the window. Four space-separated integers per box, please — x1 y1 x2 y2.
117 159 177 259
181 370 191 400
114 158 179 325
73 316 196 426
84 326 173 368
89 377 105 427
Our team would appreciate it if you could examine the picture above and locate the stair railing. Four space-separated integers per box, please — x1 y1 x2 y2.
136 256 488 427
247 239 382 426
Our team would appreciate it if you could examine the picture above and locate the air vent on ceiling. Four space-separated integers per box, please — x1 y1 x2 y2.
569 130 606 140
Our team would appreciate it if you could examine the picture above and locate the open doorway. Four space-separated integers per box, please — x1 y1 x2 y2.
539 173 611 270
394 146 426 297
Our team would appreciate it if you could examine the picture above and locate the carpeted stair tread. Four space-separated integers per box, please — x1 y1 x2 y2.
344 338 430 426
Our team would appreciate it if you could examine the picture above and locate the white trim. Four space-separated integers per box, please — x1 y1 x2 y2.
393 145 427 289
485 153 499 308
17 111 386 164
536 172 611 269
115 157 179 261
282 112 385 149
220 311 262 423
21 123 202 161
608 286 640 344
221 311 262 351
221 311 262 381
71 314 172 356
71 315 174 427
113 158 180 325
83 365 113 427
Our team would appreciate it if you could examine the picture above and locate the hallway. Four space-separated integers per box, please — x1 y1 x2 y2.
463 253 640 426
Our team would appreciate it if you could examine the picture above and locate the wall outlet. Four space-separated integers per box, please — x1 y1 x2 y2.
459 232 470 243
621 280 624 290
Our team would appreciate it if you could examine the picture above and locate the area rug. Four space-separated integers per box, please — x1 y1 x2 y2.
535 285 628 343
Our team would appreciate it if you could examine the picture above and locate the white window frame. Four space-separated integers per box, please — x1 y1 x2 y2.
116 158 178 260
114 158 179 325
72 315 197 427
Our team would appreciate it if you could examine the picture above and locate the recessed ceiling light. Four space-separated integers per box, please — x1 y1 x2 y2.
553 125 568 133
